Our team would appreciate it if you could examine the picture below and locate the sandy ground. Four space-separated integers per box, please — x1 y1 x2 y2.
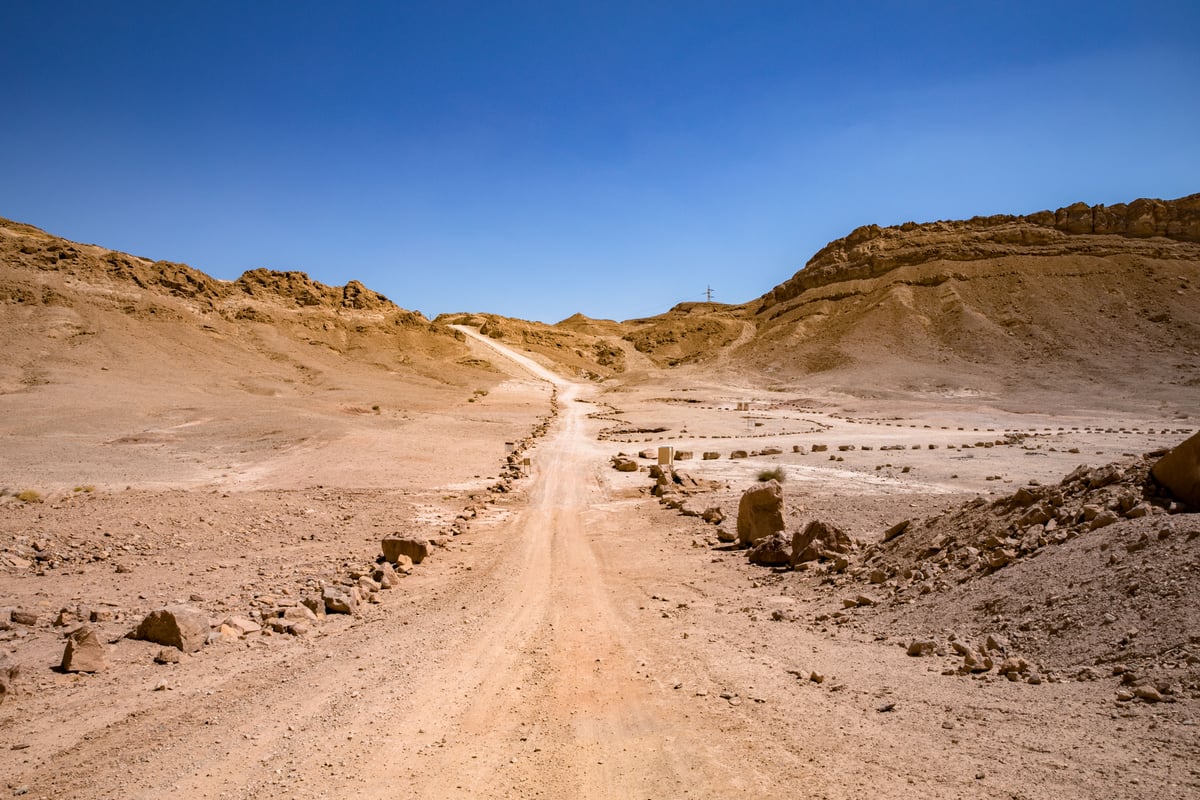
1 330 1198 799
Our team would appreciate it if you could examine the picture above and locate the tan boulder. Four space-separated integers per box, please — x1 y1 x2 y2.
736 480 785 546
382 536 430 565
1151 430 1200 509
61 625 108 673
322 585 357 615
134 606 209 653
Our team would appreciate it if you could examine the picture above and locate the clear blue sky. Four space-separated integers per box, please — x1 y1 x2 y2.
4 2 1198 322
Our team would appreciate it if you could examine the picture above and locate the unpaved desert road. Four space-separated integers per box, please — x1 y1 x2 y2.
17 329 757 798
11 328 1152 800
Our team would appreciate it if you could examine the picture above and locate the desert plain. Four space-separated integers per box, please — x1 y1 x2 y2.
1 197 1199 799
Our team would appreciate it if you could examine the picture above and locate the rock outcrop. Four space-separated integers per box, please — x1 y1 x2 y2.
758 194 1200 311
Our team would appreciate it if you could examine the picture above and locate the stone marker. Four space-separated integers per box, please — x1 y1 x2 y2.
59 626 106 673
135 606 209 653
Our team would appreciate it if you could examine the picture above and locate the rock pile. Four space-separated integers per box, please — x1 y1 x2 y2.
867 453 1188 586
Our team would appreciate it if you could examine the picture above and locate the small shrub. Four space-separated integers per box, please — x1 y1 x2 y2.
756 467 786 483
16 489 42 503
73 485 96 493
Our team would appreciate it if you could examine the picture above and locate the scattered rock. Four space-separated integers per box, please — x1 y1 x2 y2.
134 606 209 653
10 610 38 627
154 648 181 665
1134 684 1162 703
748 533 791 566
907 640 936 657
382 536 430 565
322 585 357 615
220 616 261 638
610 456 638 472
882 519 910 542
373 562 398 589
791 519 853 565
60 625 107 673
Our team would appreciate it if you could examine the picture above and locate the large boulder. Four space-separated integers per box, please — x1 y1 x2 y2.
791 519 854 565
382 536 430 565
748 533 791 566
736 480 785 546
61 625 108 673
1152 431 1200 509
134 605 209 652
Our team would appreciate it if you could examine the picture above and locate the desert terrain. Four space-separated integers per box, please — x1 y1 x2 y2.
1 196 1199 799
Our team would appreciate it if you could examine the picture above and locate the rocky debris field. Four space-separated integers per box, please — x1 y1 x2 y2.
633 431 1200 709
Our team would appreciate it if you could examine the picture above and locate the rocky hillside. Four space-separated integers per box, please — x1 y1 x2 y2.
435 312 633 381
715 195 1200 405
0 217 498 398
758 195 1200 309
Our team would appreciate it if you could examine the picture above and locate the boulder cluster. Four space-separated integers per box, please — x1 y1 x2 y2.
735 480 858 569
866 446 1195 594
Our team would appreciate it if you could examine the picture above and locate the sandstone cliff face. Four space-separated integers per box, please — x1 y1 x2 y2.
758 194 1200 312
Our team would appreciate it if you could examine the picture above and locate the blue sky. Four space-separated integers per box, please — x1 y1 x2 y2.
4 2 1199 322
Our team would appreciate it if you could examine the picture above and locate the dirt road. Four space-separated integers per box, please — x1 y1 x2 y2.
5 330 1195 800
